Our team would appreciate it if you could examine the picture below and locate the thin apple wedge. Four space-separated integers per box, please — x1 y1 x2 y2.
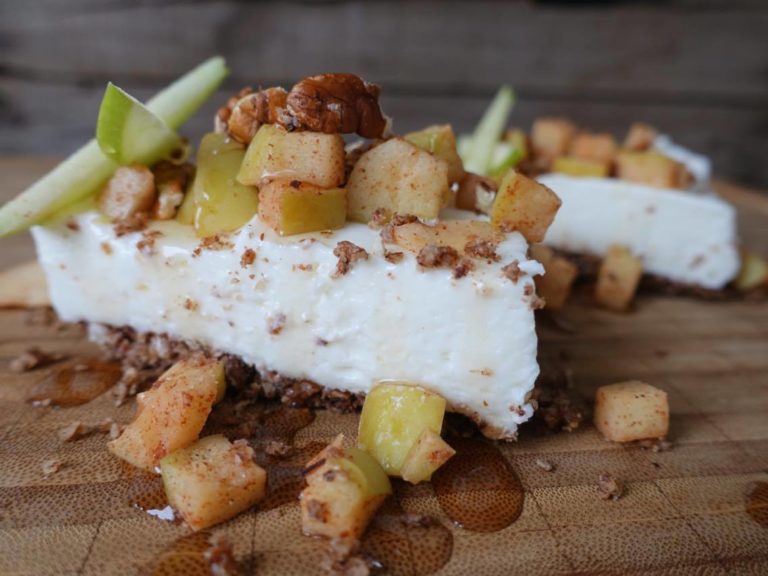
108 357 225 471
160 435 266 531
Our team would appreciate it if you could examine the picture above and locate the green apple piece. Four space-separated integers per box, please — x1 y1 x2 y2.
734 251 768 291
463 86 515 175
258 180 346 236
488 141 525 180
357 382 447 477
399 429 456 484
97 82 181 165
178 132 259 237
0 56 228 237
237 124 346 189
108 357 225 471
491 170 562 243
552 156 610 178
301 435 391 540
404 124 465 183
160 435 267 531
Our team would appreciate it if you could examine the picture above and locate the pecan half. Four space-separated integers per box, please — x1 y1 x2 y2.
287 73 388 139
227 87 289 144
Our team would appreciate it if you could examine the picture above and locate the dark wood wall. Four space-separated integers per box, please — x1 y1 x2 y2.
1 0 767 188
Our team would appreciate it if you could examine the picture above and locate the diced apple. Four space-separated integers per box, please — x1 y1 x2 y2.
390 219 502 255
531 118 576 163
569 132 618 165
346 138 450 223
623 123 657 152
399 429 455 484
404 124 465 183
594 381 669 443
455 172 497 214
301 434 391 541
108 357 225 471
734 250 768 291
177 132 259 237
616 151 688 189
160 435 266 531
237 124 345 188
490 170 561 243
531 244 579 310
595 245 643 312
357 382 447 477
552 156 610 178
98 164 156 221
504 128 529 159
258 180 346 236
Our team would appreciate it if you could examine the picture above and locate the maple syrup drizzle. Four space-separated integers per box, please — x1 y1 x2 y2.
27 357 122 406
431 437 524 532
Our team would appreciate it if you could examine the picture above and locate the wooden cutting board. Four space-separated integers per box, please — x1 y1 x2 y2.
1 158 767 575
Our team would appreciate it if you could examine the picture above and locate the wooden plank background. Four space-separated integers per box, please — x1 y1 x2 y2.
1 0 767 189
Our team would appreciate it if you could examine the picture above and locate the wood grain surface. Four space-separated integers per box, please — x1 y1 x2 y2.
1 0 767 189
0 159 767 574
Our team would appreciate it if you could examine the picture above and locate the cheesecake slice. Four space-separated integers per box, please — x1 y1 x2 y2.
32 209 542 439
2 69 559 441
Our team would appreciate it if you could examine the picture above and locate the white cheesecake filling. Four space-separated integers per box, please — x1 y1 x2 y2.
540 174 740 289
32 210 544 439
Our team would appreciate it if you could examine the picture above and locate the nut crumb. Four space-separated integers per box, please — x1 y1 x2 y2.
453 258 474 279
100 242 113 255
464 239 500 262
416 245 460 269
384 250 404 264
65 220 80 232
10 347 61 372
113 212 149 237
184 298 199 311
58 418 117 443
535 458 555 472
240 248 256 268
41 458 64 477
204 534 243 576
136 230 163 256
380 213 419 244
502 260 523 283
637 438 673 452
293 263 314 272
597 473 624 501
264 439 292 458
332 241 369 278
267 313 287 335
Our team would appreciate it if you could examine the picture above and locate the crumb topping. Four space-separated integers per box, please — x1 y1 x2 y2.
136 230 164 256
240 248 256 268
380 213 419 244
384 250 404 264
332 241 369 278
452 258 474 279
416 244 460 269
597 473 625 501
502 260 524 283
464 239 500 262
267 313 287 335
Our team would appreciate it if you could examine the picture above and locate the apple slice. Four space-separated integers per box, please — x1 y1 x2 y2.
0 56 228 237
97 82 181 165
462 86 515 175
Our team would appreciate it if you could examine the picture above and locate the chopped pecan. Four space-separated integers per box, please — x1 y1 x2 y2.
332 241 369 278
416 245 460 269
227 87 289 144
287 73 388 139
215 87 254 133
99 165 156 222
453 258 474 278
152 161 194 220
597 473 624 501
502 260 524 283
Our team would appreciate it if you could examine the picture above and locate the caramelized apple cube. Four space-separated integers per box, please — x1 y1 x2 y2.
238 124 345 188
595 245 643 312
108 357 225 471
347 138 450 223
616 151 687 189
552 156 610 178
399 429 455 484
594 381 669 443
391 219 501 255
301 434 391 540
490 170 561 243
569 132 618 165
531 244 579 310
531 118 576 163
160 435 266 531
357 382 447 476
734 250 768 291
404 124 465 183
178 132 259 237
623 123 657 152
257 180 346 236
98 164 156 221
